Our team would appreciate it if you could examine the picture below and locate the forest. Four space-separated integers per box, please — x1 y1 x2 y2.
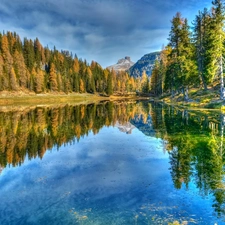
1 1 225 101
150 0 225 101
0 31 150 96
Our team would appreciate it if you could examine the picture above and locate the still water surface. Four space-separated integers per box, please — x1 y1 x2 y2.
0 101 224 224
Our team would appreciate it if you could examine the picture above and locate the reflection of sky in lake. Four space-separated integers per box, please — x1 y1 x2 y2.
0 125 221 224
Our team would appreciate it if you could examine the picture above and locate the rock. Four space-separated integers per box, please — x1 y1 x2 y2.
128 51 160 78
107 56 134 72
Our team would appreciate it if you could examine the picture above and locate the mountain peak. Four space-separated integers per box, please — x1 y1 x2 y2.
107 56 134 72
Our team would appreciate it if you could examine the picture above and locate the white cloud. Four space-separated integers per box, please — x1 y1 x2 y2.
0 0 213 67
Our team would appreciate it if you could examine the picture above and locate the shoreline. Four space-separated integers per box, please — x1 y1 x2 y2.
0 91 149 107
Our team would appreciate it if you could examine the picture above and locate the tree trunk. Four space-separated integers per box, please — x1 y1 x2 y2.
220 114 225 157
201 73 208 91
220 56 224 100
183 86 189 101
198 56 207 90
171 89 175 98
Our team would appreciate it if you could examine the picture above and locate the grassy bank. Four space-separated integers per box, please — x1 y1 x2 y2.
0 91 144 106
0 91 102 106
158 86 225 110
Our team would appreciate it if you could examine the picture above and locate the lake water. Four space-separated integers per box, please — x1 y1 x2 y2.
0 101 224 224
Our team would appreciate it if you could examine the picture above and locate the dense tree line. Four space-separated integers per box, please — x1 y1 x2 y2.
0 31 142 95
150 0 225 100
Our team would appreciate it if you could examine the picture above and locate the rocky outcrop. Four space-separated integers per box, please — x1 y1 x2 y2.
128 51 160 78
107 56 134 72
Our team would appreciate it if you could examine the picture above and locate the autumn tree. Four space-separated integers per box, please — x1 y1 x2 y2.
49 63 58 91
34 69 45 93
9 68 18 91
141 70 149 93
1 35 13 90
0 30 137 95
13 50 27 88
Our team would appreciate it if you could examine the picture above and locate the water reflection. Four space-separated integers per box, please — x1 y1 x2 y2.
0 101 148 169
0 101 225 224
151 103 225 218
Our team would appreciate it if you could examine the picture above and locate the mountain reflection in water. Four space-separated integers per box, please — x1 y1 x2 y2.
0 101 225 224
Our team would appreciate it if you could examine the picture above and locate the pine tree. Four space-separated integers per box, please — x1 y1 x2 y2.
1 35 13 89
211 0 225 99
86 67 95 93
34 69 45 93
141 70 149 93
23 38 35 72
151 59 160 95
0 30 139 95
106 71 113 95
193 9 210 90
168 12 197 100
49 63 58 91
0 55 5 91
79 78 85 93
73 57 80 74
72 73 79 92
13 50 27 88
34 38 42 67
9 68 18 91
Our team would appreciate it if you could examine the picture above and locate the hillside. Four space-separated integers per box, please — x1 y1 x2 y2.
159 80 225 110
128 51 160 77
0 31 140 96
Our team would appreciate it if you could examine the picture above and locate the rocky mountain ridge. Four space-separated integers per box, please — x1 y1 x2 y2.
107 56 134 72
128 51 160 78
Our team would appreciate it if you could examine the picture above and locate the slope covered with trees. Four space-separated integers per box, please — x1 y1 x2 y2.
150 0 225 102
0 31 150 96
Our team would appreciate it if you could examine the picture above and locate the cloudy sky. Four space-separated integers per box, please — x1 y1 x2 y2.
0 0 211 67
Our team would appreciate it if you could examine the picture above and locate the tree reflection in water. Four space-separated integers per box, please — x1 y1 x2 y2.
0 101 150 169
1 101 225 218
151 103 225 217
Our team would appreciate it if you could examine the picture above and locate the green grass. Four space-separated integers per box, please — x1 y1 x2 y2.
0 92 108 106
159 86 225 110
0 91 142 107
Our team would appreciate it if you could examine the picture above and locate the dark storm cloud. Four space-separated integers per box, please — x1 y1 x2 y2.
0 0 211 67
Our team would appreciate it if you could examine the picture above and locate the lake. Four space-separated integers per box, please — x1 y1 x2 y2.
0 101 224 225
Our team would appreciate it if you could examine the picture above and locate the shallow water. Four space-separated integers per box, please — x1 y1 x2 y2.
0 101 224 224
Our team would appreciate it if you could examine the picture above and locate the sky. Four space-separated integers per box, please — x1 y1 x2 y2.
0 0 212 68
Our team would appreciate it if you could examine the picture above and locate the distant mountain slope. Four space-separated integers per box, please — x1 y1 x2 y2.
107 56 134 72
128 51 160 77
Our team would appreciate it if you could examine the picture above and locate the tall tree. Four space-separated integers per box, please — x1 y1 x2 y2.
9 68 18 91
193 9 211 90
106 71 113 95
13 50 27 88
141 70 149 93
1 35 13 90
34 69 45 93
49 63 58 91
211 0 225 99
168 13 197 100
